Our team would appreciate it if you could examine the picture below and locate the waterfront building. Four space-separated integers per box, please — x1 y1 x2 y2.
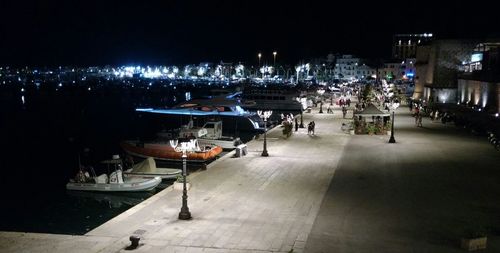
333 55 361 81
355 63 377 80
392 33 434 60
375 59 415 81
413 39 477 102
457 42 500 114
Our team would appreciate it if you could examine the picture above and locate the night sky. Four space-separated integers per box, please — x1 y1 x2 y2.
1 0 498 67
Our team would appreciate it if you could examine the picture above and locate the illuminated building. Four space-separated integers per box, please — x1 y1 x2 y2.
392 33 433 60
457 42 500 114
413 39 477 102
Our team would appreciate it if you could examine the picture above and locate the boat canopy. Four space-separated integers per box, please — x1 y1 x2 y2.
131 157 158 173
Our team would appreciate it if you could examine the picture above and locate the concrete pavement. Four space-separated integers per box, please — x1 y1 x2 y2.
304 108 500 252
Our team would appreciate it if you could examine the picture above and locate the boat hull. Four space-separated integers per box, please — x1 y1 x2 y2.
66 176 162 192
121 141 223 162
124 168 181 179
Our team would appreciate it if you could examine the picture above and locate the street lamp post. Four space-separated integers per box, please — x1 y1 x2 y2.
388 100 400 143
258 53 262 68
273 51 277 67
258 110 272 157
169 138 198 220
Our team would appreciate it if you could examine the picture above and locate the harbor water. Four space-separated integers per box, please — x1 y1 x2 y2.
0 82 255 235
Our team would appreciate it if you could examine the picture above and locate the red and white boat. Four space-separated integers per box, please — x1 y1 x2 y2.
120 139 223 163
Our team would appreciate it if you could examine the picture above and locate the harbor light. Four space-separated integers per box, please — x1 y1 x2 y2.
169 138 198 220
388 100 400 144
257 110 273 157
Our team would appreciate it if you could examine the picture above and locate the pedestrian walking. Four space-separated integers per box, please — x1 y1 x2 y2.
417 114 423 127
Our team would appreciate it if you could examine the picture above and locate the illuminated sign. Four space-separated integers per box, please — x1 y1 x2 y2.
471 53 483 62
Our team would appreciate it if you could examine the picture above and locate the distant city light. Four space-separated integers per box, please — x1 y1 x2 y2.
197 66 206 76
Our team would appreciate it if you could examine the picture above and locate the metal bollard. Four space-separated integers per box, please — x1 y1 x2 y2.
129 235 140 249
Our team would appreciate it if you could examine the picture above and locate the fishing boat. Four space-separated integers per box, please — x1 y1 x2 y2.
120 138 223 162
123 157 181 179
66 156 162 192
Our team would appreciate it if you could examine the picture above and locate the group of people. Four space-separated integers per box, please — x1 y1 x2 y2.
307 121 316 135
280 113 294 124
337 98 351 107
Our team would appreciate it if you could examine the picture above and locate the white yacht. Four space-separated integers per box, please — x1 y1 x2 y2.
136 96 265 132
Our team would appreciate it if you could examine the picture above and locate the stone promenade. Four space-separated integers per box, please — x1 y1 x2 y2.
2 103 500 253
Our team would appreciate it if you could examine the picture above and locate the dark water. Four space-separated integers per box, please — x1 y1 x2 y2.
0 81 254 235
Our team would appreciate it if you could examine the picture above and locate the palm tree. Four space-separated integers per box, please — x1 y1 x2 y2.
365 58 385 87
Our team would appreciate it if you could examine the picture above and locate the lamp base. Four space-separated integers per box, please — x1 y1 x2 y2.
179 210 192 220
388 136 396 143
261 150 269 157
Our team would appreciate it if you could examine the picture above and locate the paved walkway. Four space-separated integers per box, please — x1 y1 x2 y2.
2 103 500 253
305 107 500 252
0 105 351 253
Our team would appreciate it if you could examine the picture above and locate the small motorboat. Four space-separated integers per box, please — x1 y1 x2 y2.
66 155 162 192
124 157 181 179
